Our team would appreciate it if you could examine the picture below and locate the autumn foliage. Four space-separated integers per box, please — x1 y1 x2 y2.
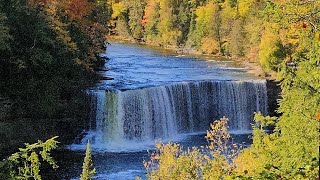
110 0 319 74
64 0 92 21
0 0 108 118
145 118 240 179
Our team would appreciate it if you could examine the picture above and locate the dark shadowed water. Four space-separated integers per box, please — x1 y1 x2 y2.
58 133 251 180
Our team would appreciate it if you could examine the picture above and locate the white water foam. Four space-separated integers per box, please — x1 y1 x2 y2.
69 130 193 153
72 80 267 153
99 170 144 180
71 170 144 180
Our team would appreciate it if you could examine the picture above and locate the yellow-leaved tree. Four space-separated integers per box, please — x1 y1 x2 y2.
145 118 240 180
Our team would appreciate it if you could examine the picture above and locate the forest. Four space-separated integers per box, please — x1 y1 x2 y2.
0 0 108 119
0 0 111 154
112 0 319 72
0 0 319 179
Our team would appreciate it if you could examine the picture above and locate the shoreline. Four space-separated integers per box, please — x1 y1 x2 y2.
107 35 274 79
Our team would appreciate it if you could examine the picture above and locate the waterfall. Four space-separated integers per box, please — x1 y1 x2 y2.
84 80 268 147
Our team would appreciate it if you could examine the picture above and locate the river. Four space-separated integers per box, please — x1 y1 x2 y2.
64 42 268 180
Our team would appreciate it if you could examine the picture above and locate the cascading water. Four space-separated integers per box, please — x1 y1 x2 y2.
83 80 267 150
66 43 270 180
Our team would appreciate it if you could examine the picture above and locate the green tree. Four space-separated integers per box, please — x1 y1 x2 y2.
156 0 182 46
0 137 59 180
0 0 106 119
229 19 245 57
93 0 113 25
112 1 130 37
190 2 221 54
174 0 191 45
128 0 145 39
80 141 96 180
143 0 160 44
258 28 285 71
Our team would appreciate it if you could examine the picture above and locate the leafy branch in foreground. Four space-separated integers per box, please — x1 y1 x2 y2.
0 138 97 180
2 136 59 180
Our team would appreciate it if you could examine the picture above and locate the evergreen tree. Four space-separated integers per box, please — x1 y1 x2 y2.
128 0 145 39
157 0 182 46
80 141 96 180
143 0 160 44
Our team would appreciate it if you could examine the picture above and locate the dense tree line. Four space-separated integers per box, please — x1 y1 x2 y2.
0 0 109 119
111 0 319 72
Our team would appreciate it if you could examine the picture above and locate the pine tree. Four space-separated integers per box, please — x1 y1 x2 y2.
80 141 96 180
128 0 145 39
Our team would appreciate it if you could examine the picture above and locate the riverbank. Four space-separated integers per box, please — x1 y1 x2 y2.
108 36 275 79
